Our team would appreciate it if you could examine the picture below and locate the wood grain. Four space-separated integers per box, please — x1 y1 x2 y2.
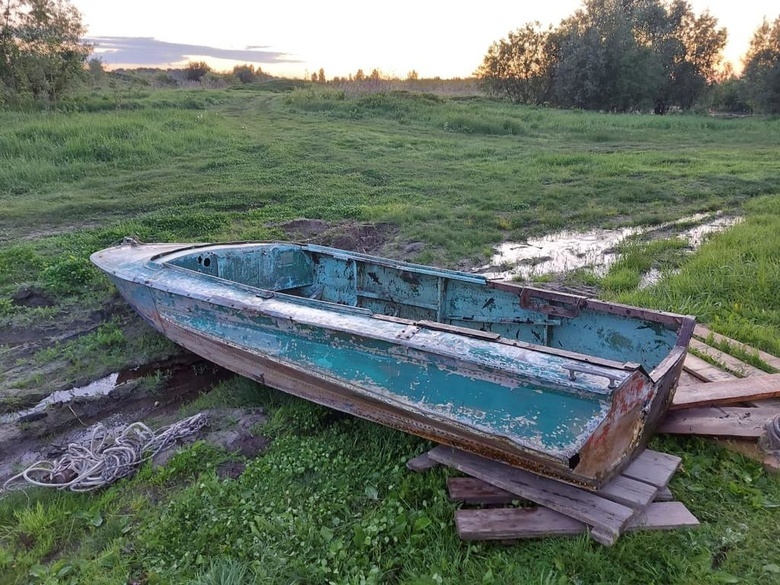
672 374 780 409
455 502 698 541
428 446 636 546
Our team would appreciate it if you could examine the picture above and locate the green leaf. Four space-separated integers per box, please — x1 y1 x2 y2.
413 516 432 532
763 564 780 574
364 486 378 500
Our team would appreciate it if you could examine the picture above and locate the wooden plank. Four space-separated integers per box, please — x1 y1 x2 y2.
455 502 699 541
678 371 704 387
694 325 780 372
631 502 699 530
688 338 766 377
447 477 516 505
406 451 439 472
597 474 659 509
654 486 674 502
684 353 737 383
428 446 636 546
671 374 780 410
621 450 681 488
448 474 660 509
660 406 778 438
456 506 584 540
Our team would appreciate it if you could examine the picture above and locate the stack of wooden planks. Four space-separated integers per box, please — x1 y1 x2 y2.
661 325 780 471
407 446 698 546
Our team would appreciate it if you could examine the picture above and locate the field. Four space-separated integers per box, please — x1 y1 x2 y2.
1 87 779 584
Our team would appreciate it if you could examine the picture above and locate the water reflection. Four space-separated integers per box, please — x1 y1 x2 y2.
478 213 741 281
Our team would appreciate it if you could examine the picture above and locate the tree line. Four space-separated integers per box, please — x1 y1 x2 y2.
477 0 780 114
2 0 779 114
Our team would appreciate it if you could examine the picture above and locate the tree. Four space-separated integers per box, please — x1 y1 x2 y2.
184 60 210 82
476 0 726 112
0 0 90 104
742 16 780 113
354 68 365 81
232 63 256 84
317 67 325 83
87 56 104 86
476 22 555 104
406 69 418 81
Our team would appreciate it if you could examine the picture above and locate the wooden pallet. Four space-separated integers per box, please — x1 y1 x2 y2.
415 446 697 546
663 325 780 471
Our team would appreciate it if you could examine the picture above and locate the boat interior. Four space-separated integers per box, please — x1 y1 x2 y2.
163 242 681 371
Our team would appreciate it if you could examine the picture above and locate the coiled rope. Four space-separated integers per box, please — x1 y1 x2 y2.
2 413 208 493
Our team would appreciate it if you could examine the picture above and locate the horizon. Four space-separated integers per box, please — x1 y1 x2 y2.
74 1 778 79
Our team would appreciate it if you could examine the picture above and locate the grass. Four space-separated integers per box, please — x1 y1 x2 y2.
615 196 780 356
1 86 780 584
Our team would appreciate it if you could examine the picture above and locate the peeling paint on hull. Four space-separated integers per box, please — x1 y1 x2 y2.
91 240 694 488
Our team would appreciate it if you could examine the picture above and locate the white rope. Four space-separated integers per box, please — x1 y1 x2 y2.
2 413 208 493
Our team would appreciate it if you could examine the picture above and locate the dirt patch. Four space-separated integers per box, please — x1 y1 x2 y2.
278 219 398 256
11 286 56 309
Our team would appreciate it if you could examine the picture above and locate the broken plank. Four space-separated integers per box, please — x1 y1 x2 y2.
688 338 766 378
694 325 780 372
406 451 439 472
621 450 681 488
447 477 516 505
684 353 738 383
660 406 778 438
455 502 699 541
428 446 635 546
671 374 780 410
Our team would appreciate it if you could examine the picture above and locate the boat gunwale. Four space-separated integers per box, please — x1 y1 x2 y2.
98 239 693 382
150 254 652 377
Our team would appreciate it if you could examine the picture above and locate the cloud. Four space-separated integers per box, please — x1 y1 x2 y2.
87 36 300 66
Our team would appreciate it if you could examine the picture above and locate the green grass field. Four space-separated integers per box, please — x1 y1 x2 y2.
1 87 779 584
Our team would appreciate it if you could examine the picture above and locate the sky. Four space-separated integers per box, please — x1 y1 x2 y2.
73 1 779 78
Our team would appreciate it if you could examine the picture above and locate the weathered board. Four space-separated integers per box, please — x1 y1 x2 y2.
688 338 766 378
596 474 659 508
683 353 738 383
672 375 780 410
660 406 777 438
694 325 780 372
406 451 439 472
447 476 676 506
621 450 681 487
427 446 636 546
447 477 516 505
455 502 699 541
654 485 674 502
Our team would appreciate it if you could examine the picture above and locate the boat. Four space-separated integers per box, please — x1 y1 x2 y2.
91 238 695 488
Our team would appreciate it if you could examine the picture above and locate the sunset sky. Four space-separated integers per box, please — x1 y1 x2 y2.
73 1 778 78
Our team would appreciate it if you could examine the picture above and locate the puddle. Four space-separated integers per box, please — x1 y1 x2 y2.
1 356 229 425
2 374 120 424
478 212 741 281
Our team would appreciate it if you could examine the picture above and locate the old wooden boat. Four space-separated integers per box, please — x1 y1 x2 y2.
92 238 694 488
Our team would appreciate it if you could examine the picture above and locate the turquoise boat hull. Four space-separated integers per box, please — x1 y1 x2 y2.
91 239 694 487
